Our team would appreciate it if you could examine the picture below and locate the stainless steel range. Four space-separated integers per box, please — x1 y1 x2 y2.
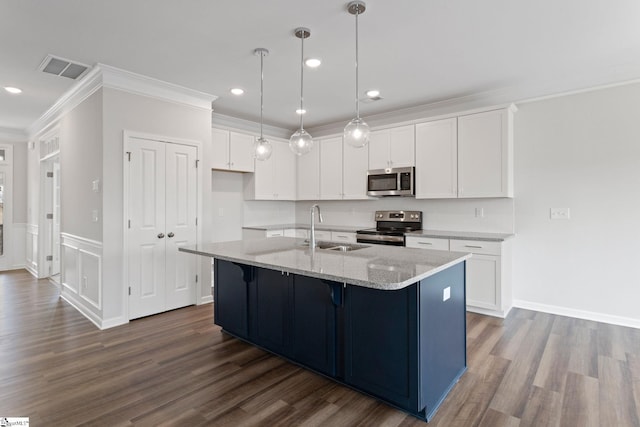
356 210 422 246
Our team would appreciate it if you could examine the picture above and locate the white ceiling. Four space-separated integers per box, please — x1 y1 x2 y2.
2 0 640 133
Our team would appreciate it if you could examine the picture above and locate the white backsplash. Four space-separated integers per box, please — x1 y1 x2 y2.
294 198 515 233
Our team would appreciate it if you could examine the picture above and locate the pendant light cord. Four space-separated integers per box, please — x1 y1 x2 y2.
355 8 360 120
260 52 264 139
300 34 305 130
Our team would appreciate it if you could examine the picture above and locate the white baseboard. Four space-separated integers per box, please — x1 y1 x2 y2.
467 305 511 319
199 295 213 305
513 299 640 329
60 287 128 330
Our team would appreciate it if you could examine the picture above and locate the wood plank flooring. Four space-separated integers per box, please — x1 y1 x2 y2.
1 269 639 426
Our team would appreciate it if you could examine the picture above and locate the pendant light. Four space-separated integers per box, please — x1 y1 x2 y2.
254 48 272 161
344 1 370 148
289 27 314 156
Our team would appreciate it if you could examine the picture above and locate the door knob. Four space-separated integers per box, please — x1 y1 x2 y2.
168 232 175 238
157 233 165 239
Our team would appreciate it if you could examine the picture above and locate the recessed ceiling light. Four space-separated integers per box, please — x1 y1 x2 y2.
230 88 244 96
366 89 380 98
304 58 321 68
296 109 307 115
4 86 22 94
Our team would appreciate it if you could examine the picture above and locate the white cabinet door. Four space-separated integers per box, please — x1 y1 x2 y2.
253 145 276 199
343 139 369 199
389 125 415 168
458 109 513 198
415 118 458 199
211 128 230 170
465 255 500 310
297 144 320 200
211 128 255 172
229 132 255 172
368 130 390 170
320 137 343 199
368 125 415 169
273 142 296 200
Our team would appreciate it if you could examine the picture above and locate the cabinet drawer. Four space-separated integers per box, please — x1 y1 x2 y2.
312 230 331 241
331 231 357 243
405 237 449 251
450 239 501 256
266 229 285 238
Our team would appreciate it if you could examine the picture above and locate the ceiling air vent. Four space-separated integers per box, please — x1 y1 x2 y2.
38 54 89 80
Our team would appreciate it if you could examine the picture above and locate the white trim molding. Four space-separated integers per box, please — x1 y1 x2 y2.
25 224 38 276
29 64 218 138
513 299 640 330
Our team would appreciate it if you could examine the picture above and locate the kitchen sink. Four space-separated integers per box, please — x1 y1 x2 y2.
300 241 369 252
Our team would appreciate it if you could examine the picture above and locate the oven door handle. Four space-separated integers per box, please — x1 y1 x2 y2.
356 234 405 243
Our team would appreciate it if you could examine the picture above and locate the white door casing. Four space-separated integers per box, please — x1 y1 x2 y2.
127 138 198 320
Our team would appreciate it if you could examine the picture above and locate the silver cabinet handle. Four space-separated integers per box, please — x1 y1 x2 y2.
157 233 165 239
464 245 483 249
418 242 433 245
168 232 175 238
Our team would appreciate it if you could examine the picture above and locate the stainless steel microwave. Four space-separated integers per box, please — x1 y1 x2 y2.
367 167 415 197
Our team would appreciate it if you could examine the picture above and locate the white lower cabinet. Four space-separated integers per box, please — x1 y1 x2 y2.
330 231 357 243
406 236 512 317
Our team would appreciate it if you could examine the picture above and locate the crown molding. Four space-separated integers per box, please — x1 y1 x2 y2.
0 126 29 142
99 63 217 111
211 112 292 140
29 63 218 138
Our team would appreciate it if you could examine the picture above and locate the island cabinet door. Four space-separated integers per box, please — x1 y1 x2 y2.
214 259 251 339
344 284 419 411
249 268 291 355
290 276 339 376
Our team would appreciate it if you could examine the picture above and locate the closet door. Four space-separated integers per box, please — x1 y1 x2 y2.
128 139 198 319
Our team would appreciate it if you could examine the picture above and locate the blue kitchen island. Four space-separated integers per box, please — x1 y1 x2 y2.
180 237 470 422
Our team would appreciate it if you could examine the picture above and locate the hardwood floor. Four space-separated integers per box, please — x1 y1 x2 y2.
1 269 639 426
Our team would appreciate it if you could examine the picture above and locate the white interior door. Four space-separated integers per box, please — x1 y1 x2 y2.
129 139 167 319
52 159 61 276
128 138 197 320
164 143 197 310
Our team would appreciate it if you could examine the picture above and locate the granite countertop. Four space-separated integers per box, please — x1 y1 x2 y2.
406 229 514 242
242 224 365 233
180 237 470 291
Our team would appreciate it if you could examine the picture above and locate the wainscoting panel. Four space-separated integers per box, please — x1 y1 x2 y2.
60 233 103 328
25 224 38 276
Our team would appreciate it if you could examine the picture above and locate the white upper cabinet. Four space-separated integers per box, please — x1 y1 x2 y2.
246 141 296 200
415 118 458 199
368 125 415 170
458 108 514 198
297 143 320 200
342 139 369 199
320 137 343 199
211 128 255 172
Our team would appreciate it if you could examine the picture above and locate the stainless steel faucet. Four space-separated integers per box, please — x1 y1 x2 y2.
310 204 324 249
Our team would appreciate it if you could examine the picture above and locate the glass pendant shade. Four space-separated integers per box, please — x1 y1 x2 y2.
254 136 272 161
344 117 370 148
289 128 314 156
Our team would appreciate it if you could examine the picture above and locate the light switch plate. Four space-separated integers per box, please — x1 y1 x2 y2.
92 210 99 222
92 179 100 193
443 286 451 302
550 208 570 220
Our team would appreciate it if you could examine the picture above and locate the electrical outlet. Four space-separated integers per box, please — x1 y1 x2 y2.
443 286 451 302
92 210 99 222
218 208 224 217
82 276 88 290
475 207 484 218
550 208 570 220
92 179 100 192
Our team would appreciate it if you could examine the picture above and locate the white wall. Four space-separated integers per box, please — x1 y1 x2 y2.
102 87 212 322
513 83 640 326
60 89 103 241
